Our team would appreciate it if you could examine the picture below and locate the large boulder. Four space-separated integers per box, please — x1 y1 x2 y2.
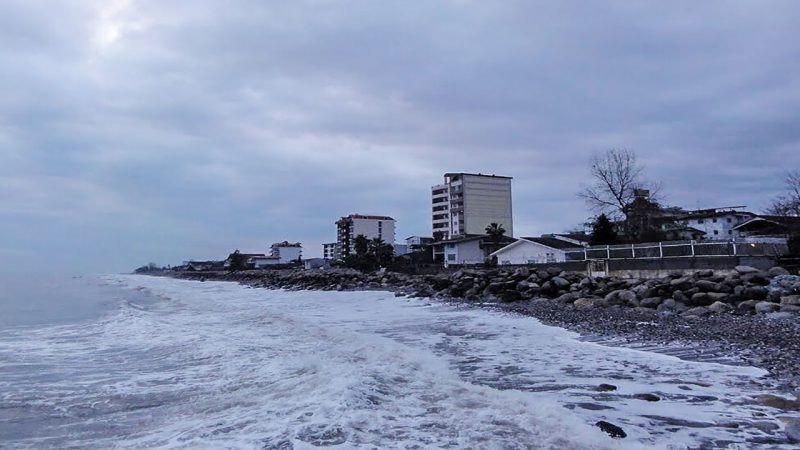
755 301 780 314
551 276 571 289
708 301 733 314
640 297 663 308
694 279 718 292
768 266 790 277
736 300 759 314
781 295 800 306
735 265 761 274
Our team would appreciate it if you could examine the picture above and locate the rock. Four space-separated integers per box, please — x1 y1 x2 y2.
695 280 717 292
595 421 626 438
708 301 733 314
755 301 780 314
554 292 577 304
784 417 800 443
758 394 800 411
744 286 768 300
765 311 795 320
690 292 711 306
673 291 689 304
696 269 715 278
573 298 596 308
742 271 770 286
633 393 660 402
551 276 570 289
514 267 530 278
782 295 800 305
735 265 761 274
595 383 617 392
736 300 759 314
781 304 800 313
752 421 780 433
516 280 530 291
640 297 663 308
683 306 711 317
498 290 522 302
768 266 790 277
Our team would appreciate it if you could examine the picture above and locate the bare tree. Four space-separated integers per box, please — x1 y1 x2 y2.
766 170 800 216
578 148 660 220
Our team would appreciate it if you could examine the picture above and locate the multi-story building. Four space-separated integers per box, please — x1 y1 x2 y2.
431 173 513 240
270 241 302 263
335 214 396 259
322 243 338 259
677 208 756 240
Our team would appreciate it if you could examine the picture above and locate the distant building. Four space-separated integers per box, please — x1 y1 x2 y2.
224 250 268 269
392 244 410 256
323 243 338 259
490 236 584 265
676 207 756 240
270 241 302 264
405 236 434 250
432 173 513 259
251 255 281 267
734 215 800 238
335 214 396 259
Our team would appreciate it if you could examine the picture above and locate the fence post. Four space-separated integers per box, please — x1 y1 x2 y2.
732 240 737 256
584 247 588 260
606 245 610 259
631 243 635 258
659 242 663 258
690 240 695 257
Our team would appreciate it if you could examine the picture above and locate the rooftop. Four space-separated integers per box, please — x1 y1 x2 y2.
338 214 395 221
521 237 584 250
444 172 512 179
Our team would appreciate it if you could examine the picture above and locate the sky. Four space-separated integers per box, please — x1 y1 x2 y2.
1 0 799 275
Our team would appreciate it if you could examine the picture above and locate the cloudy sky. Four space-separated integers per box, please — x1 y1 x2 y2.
2 0 799 275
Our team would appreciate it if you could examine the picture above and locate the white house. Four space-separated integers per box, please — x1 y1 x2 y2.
490 236 584 265
678 208 756 240
271 241 302 264
436 235 517 268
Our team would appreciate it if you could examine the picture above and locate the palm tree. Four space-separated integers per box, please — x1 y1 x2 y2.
485 223 507 256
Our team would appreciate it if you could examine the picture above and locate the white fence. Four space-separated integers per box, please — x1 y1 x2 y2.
565 239 788 261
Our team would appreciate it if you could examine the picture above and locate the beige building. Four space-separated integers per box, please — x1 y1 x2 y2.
432 173 513 240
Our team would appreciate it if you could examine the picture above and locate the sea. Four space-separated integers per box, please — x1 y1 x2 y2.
0 275 794 449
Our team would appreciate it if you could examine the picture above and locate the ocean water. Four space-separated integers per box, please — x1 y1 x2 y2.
0 275 794 449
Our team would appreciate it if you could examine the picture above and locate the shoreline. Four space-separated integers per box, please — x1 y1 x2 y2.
163 267 800 395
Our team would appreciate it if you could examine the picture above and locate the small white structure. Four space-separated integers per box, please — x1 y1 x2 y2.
490 236 584 265
304 258 330 270
271 241 302 264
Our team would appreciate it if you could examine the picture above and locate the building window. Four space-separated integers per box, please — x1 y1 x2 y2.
727 218 732 223
447 254 456 261
712 218 717 223
697 219 704 224
728 230 733 235
714 230 719 235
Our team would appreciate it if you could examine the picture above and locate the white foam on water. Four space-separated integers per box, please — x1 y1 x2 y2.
0 275 794 449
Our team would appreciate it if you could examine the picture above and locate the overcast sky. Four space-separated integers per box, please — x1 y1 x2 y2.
2 0 799 275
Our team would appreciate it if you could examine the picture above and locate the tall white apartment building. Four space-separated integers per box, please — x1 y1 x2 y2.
322 243 338 259
335 214 396 259
432 173 513 240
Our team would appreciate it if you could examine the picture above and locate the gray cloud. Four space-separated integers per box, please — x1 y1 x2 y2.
1 0 799 274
